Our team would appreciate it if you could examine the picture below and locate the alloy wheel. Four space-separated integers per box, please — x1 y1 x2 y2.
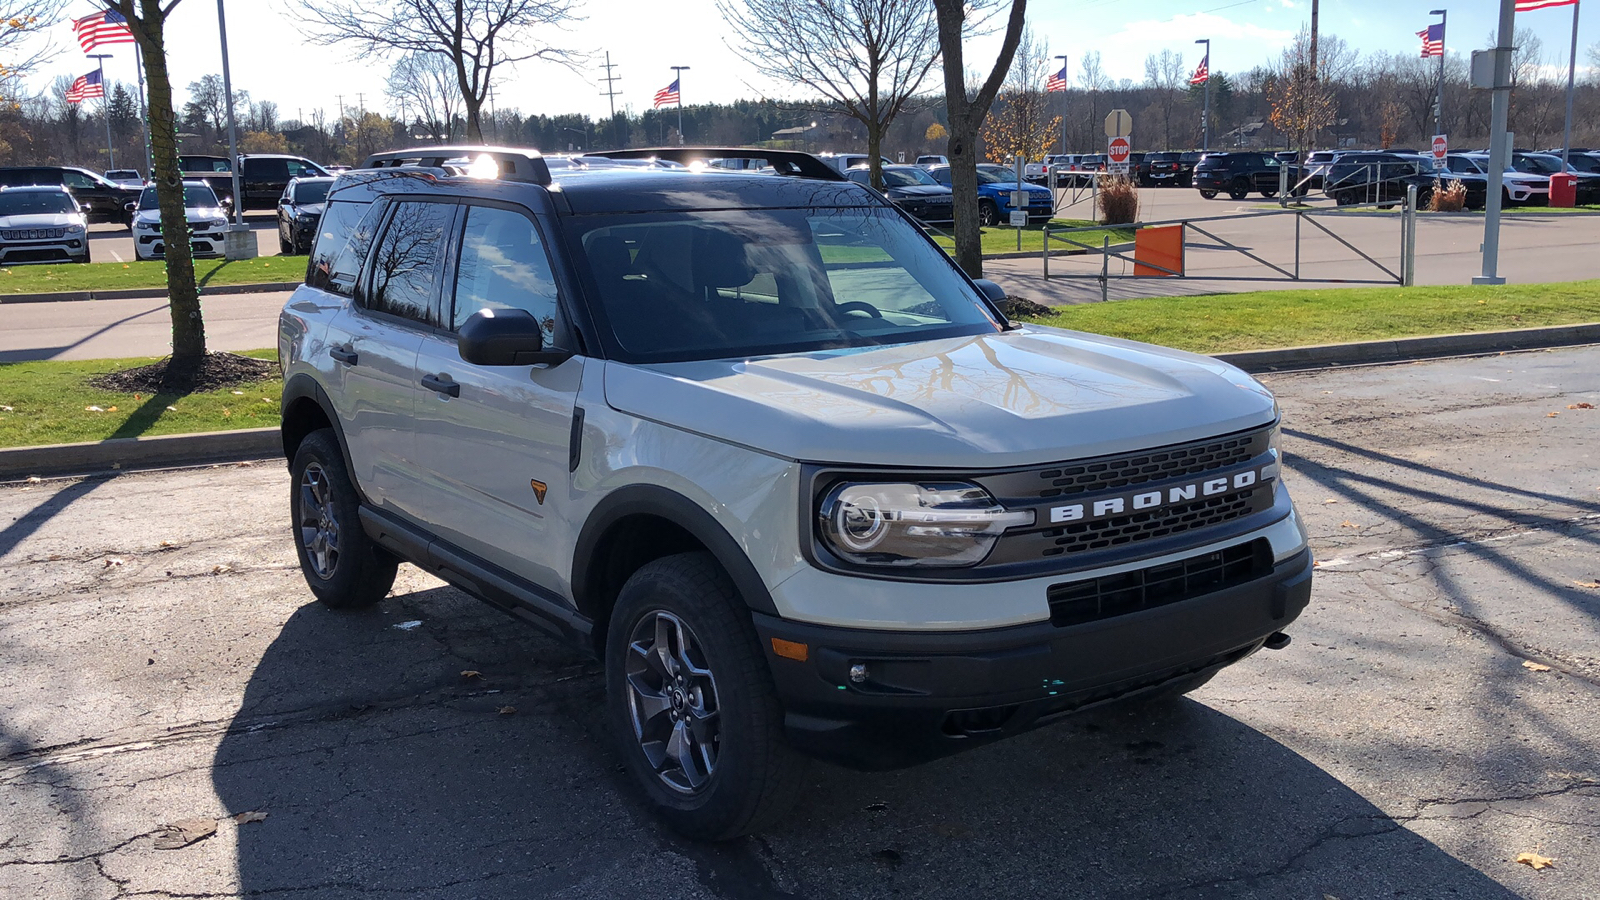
296 462 341 580
625 610 722 794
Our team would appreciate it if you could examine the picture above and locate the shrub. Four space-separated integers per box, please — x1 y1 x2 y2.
1429 178 1467 212
1098 176 1140 225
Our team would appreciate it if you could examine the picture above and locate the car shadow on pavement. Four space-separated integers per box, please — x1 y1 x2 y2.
212 584 1525 900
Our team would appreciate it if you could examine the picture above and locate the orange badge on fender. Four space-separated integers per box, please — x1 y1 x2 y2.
530 479 548 504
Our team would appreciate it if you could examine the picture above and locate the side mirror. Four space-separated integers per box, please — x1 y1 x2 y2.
972 278 1012 319
458 307 571 367
123 201 137 213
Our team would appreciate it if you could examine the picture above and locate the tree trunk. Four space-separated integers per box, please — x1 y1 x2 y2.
131 0 203 361
462 92 484 142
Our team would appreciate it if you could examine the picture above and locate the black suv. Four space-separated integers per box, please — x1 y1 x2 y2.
1322 152 1469 207
0 166 140 226
177 153 330 211
1192 152 1302 199
1144 152 1198 187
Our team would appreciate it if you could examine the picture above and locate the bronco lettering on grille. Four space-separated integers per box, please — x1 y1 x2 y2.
1049 468 1265 524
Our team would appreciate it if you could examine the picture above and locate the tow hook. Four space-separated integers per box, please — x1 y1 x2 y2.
1263 632 1291 651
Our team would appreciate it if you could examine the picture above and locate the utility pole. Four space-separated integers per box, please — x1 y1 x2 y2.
133 52 152 176
217 0 253 258
88 54 115 169
1475 0 1516 285
1309 0 1320 149
600 52 623 149
1431 9 1447 137
1194 39 1210 151
671 65 690 145
1560 1 1580 168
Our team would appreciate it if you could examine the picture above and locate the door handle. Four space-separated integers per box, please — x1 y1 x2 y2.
329 345 358 365
421 373 460 398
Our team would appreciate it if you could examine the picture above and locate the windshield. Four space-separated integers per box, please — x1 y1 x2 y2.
0 190 75 216
879 168 937 187
1513 155 1564 174
139 184 221 210
293 181 332 204
570 208 1001 363
974 167 1013 184
106 170 140 180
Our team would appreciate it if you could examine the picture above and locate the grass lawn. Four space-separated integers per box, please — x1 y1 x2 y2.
0 257 306 295
1017 281 1600 355
0 350 281 448
930 220 1135 257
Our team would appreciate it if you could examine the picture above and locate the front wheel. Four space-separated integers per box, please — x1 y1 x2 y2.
289 429 398 608
1228 178 1250 200
606 552 806 840
1260 188 1278 198
978 199 999 228
1198 189 1218 199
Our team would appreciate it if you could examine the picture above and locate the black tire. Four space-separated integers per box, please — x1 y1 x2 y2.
1260 188 1278 198
1198 189 1218 199
606 552 805 841
289 428 398 609
1228 178 1250 200
279 235 293 255
978 199 1000 228
1334 191 1356 207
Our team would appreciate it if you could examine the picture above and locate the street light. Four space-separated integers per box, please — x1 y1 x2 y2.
671 65 690 145
560 125 588 151
1195 38 1211 151
216 0 253 258
1053 54 1068 156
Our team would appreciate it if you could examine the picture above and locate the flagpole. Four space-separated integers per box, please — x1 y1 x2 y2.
1195 39 1210 151
1433 10 1447 136
1054 55 1068 155
89 54 115 169
672 65 690 145
1561 0 1580 168
135 50 152 177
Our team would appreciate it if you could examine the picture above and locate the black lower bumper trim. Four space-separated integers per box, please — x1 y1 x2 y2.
753 547 1313 770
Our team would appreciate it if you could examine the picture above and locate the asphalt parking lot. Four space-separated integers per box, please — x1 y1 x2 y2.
2 347 1596 899
86 213 283 263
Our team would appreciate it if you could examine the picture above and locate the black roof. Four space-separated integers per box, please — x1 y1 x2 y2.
0 184 70 192
553 168 877 215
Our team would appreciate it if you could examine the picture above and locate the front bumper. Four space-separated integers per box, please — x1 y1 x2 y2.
754 546 1313 770
0 238 88 264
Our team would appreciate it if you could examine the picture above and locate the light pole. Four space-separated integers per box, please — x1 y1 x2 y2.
1053 54 1068 155
216 0 253 258
1430 9 1447 137
88 53 115 169
1195 38 1210 151
671 65 690 145
561 125 588 151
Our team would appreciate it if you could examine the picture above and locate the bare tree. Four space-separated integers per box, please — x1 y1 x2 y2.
981 28 1059 166
99 0 206 365
1142 49 1185 150
386 51 461 143
932 0 1029 279
718 0 940 190
0 0 70 101
293 0 582 142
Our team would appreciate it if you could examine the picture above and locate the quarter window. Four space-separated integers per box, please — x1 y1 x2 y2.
451 205 560 341
366 200 455 325
309 199 381 296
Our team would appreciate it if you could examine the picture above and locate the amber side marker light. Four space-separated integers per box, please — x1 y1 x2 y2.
770 638 809 662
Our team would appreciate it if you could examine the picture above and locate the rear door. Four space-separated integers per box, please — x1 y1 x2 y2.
411 200 584 588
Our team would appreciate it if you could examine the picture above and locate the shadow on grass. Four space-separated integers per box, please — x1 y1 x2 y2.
106 392 187 441
197 260 232 289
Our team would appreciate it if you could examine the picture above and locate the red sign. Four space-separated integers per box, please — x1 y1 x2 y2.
1108 136 1132 164
1431 134 1448 160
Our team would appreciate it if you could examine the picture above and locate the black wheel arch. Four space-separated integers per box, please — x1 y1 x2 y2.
573 484 781 654
281 373 362 500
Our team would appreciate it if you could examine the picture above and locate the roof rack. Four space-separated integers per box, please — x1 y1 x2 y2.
586 147 845 181
358 146 552 185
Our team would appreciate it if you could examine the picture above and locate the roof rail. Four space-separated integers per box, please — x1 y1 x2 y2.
358 146 552 185
587 147 845 181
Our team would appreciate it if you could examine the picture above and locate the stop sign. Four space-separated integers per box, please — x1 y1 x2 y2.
1108 136 1131 165
1431 134 1448 160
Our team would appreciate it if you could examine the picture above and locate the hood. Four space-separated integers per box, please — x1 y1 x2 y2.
291 202 325 217
0 212 81 229
603 327 1277 468
887 185 954 199
988 181 1052 194
134 205 229 225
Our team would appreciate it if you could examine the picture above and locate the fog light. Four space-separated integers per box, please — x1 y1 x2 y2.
848 663 869 684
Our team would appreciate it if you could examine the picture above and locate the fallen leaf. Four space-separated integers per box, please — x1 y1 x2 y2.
153 817 218 850
211 564 230 575
134 393 141 400
232 810 268 825
157 541 178 550
84 405 104 412
1522 661 1552 672
1546 412 1559 418
1515 851 1555 870
103 558 124 568
1569 402 1594 410
460 670 482 679
0 405 12 412
1323 498 1339 504
1339 520 1360 528
26 476 40 484
497 705 517 716
106 405 118 412
231 390 244 395
166 406 177 411
1574 580 1600 589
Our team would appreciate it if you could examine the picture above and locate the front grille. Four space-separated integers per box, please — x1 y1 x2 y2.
1035 428 1264 499
2 227 66 240
1047 539 1269 627
1039 486 1266 557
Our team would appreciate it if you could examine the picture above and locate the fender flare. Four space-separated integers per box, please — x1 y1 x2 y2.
280 374 360 498
572 484 779 619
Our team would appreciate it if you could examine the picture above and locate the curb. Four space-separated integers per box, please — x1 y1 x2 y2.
4 324 1597 481
0 428 279 481
0 281 299 304
1215 322 1600 372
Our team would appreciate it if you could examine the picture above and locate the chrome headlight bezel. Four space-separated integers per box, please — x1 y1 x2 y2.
815 480 1034 569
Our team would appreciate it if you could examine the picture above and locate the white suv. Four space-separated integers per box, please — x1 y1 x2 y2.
278 146 1312 840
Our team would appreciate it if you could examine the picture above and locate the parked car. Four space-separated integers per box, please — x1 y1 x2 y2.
1042 154 1085 186
1143 152 1192 187
1322 152 1438 207
0 165 139 226
1301 151 1339 190
0 185 90 264
844 164 955 223
1448 153 1548 205
130 181 230 261
817 153 894 176
1191 152 1302 199
104 168 145 188
1393 155 1489 209
926 163 1054 225
1128 152 1152 185
915 155 948 167
278 144 1310 839
277 176 335 255
176 153 331 210
1515 152 1600 205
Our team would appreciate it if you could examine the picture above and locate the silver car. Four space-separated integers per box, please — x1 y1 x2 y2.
131 181 230 261
0 185 90 265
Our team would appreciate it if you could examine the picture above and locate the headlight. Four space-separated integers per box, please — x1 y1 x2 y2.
817 482 1033 568
64 223 85 234
137 220 158 231
209 218 228 228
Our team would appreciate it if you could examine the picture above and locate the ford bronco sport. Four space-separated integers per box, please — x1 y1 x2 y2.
279 145 1312 840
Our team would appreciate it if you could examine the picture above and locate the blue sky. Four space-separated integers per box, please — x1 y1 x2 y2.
29 0 1600 124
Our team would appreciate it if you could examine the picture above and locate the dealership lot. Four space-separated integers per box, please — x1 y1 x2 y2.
85 214 283 263
2 347 1595 899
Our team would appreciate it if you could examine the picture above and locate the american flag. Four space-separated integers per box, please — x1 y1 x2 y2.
72 9 135 53
65 70 104 104
1418 24 1445 57
653 79 680 109
1189 55 1209 86
1516 0 1577 10
1046 64 1067 92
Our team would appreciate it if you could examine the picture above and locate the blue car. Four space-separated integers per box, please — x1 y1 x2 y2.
926 163 1055 225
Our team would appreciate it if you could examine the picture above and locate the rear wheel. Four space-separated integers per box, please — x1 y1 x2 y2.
1260 188 1278 198
978 199 1000 228
1198 189 1218 199
606 552 805 840
289 429 398 609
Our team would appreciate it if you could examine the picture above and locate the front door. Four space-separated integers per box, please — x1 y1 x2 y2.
411 202 583 589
